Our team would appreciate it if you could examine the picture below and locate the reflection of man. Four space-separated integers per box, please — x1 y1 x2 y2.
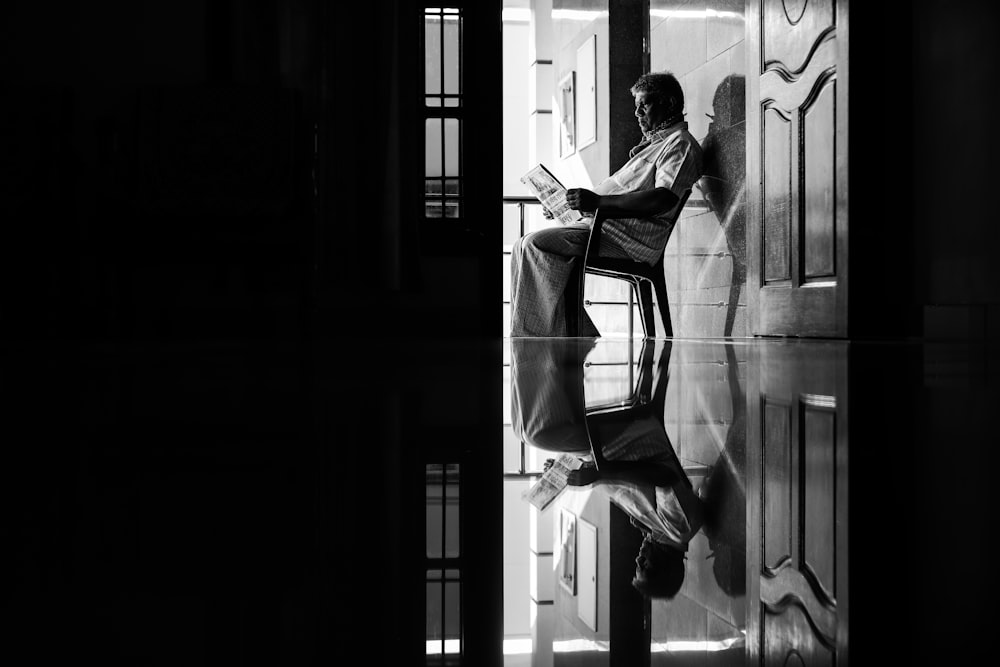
559 432 704 600
520 337 704 599
510 71 703 337
516 337 747 600
509 337 595 455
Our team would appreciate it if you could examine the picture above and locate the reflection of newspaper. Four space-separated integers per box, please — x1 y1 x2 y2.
521 453 584 511
520 164 586 225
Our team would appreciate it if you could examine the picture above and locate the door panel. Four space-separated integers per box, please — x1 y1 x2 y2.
762 108 792 284
748 0 848 336
802 78 837 279
762 401 791 569
748 343 848 666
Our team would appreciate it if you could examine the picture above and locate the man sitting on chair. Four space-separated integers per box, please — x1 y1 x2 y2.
510 71 703 337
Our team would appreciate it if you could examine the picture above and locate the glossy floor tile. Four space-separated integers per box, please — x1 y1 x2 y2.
501 336 1000 666
4 336 997 665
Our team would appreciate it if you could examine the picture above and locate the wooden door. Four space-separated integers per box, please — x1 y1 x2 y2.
746 1 848 336
747 342 848 665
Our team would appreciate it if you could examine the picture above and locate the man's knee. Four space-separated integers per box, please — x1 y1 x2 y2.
517 226 587 257
514 230 548 261
512 235 524 260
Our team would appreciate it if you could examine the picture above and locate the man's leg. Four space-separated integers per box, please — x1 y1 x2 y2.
510 224 591 337
510 223 630 337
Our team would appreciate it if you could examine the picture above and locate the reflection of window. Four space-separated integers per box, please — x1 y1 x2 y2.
424 7 463 219
426 463 461 558
426 569 462 658
426 463 461 661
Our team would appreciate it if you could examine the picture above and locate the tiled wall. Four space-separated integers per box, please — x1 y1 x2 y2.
656 340 746 660
652 0 747 337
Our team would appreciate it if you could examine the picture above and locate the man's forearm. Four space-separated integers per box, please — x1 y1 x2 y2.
597 187 678 216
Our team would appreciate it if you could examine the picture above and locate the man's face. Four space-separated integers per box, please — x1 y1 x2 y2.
634 90 670 133
632 536 658 586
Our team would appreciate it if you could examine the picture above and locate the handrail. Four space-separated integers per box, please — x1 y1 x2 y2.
502 197 543 251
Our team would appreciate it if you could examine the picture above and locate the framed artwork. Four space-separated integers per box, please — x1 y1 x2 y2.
577 517 598 631
575 35 597 149
559 509 577 595
558 72 576 158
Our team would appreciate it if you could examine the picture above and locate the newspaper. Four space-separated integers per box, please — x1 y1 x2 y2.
521 453 584 512
520 164 586 226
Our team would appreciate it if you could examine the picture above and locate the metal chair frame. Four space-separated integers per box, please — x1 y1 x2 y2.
575 192 691 338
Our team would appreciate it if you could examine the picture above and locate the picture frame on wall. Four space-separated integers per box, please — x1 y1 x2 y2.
558 71 576 158
575 34 597 149
559 509 577 594
577 517 598 631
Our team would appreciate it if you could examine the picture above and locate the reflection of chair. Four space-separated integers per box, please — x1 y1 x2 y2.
584 339 656 415
585 340 675 475
575 194 691 338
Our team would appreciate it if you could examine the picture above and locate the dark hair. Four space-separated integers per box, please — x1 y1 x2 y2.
630 71 684 113
631 541 686 599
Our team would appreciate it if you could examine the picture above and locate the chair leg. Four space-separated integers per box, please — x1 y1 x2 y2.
635 338 655 402
651 269 672 337
637 280 655 338
566 264 581 336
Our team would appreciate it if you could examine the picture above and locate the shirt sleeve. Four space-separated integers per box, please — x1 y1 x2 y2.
654 136 702 198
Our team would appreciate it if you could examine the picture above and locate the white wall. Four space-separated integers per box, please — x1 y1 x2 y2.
502 14 534 644
503 21 531 196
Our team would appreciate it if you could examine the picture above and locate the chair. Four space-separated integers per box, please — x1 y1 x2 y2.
583 339 685 483
576 191 691 338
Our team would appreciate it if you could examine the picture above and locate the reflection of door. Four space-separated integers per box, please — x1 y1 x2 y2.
577 518 598 632
747 0 848 336
747 342 848 664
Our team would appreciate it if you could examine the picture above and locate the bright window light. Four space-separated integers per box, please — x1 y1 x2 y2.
553 639 610 652
425 639 462 655
651 636 745 652
650 9 742 20
503 638 533 655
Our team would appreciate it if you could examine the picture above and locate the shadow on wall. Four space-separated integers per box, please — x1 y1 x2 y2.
697 74 746 337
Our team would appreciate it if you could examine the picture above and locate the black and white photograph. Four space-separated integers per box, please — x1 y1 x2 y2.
3 2 999 665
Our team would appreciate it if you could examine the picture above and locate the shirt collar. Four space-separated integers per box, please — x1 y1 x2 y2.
642 119 687 142
630 120 688 158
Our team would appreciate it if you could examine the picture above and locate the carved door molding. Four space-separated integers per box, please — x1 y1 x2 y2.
746 0 849 336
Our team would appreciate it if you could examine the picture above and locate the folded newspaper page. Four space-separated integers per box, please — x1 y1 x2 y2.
520 164 586 226
521 453 585 512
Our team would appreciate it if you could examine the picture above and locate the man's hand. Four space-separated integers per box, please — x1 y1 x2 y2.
566 188 601 213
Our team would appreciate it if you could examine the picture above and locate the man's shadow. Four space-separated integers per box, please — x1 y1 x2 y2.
697 74 746 337
698 343 747 597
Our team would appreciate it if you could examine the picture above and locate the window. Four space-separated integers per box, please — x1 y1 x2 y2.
426 463 462 662
424 7 464 220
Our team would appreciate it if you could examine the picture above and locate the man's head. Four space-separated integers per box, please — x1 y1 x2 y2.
631 535 686 599
630 72 684 134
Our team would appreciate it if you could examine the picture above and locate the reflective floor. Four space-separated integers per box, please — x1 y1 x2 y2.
4 335 997 664
501 336 1000 666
